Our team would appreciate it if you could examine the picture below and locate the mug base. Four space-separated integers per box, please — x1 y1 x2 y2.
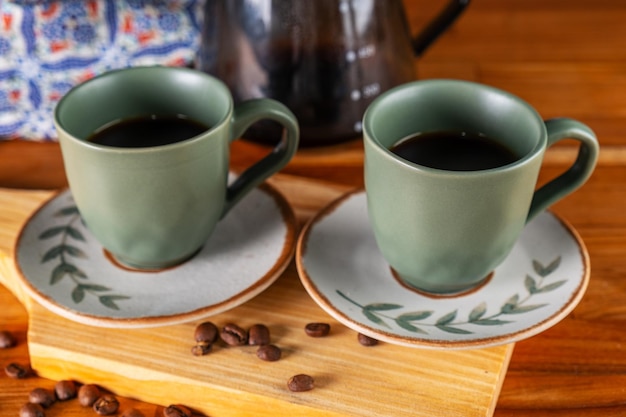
390 268 494 298
103 247 202 273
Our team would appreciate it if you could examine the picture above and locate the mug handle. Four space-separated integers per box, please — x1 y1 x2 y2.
221 98 299 218
526 118 599 222
412 0 471 57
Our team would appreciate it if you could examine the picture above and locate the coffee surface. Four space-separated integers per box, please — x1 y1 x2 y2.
87 114 209 148
390 130 518 171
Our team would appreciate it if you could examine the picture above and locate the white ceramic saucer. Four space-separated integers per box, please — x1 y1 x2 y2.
15 183 297 328
296 191 589 350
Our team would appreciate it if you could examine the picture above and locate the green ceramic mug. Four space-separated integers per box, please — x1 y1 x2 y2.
54 66 299 270
363 79 598 294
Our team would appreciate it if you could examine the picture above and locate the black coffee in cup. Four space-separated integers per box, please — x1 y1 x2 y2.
390 130 518 171
87 114 209 148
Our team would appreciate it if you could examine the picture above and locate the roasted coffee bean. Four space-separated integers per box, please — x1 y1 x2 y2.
248 324 270 346
287 374 315 392
78 384 101 407
121 409 146 417
304 322 331 338
4 362 31 379
194 321 218 344
19 403 45 417
163 404 192 417
220 323 248 346
256 344 282 361
191 343 212 356
93 394 120 415
357 332 379 346
29 387 56 408
0 330 17 348
54 380 77 401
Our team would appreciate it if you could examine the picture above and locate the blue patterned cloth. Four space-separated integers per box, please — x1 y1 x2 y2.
0 0 202 140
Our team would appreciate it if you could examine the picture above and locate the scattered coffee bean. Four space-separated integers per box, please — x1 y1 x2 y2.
256 344 282 361
220 323 248 346
194 321 218 344
287 374 315 392
93 394 120 415
28 387 56 408
304 322 331 338
191 342 212 356
78 384 101 407
357 332 379 346
248 324 271 346
4 362 31 379
54 380 77 401
163 404 192 417
0 330 17 348
19 403 45 417
121 409 146 417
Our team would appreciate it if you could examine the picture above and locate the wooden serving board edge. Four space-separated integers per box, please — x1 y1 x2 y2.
0 180 513 417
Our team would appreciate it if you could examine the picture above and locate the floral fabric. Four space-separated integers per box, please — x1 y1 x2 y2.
0 0 202 140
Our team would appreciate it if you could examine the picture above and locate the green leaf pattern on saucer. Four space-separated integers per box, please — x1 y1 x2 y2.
296 191 590 349
337 257 565 335
16 186 296 328
38 204 130 310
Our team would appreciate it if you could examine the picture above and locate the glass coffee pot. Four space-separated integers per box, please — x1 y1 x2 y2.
198 0 470 147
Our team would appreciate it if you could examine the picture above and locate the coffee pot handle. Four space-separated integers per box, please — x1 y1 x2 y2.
526 118 599 222
412 0 471 57
221 99 300 218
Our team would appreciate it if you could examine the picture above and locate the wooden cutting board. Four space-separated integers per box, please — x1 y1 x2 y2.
0 175 513 417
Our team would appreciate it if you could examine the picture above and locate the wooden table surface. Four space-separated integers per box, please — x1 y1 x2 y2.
2 0 626 415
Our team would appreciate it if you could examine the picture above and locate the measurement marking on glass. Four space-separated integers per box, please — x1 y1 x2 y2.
362 83 381 98
358 45 376 59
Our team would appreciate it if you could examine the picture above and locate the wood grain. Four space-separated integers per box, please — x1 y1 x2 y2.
3 0 626 415
0 178 512 417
